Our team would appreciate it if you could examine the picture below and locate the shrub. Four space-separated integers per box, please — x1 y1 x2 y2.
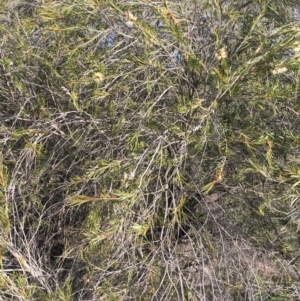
1 0 300 300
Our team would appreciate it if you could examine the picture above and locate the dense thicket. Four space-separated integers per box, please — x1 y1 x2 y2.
1 0 300 300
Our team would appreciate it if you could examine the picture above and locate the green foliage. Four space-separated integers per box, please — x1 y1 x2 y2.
1 0 300 300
